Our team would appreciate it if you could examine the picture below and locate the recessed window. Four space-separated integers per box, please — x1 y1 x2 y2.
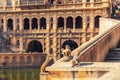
86 0 90 2
6 0 12 6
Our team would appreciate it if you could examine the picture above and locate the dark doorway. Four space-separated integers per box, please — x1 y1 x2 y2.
7 18 13 30
94 15 101 28
66 16 73 29
40 17 46 29
62 40 78 51
27 40 43 53
57 17 64 29
117 41 120 48
32 18 38 29
75 16 82 28
24 18 30 30
48 0 54 4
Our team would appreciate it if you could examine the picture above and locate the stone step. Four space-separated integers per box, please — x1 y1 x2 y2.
105 48 120 62
109 48 120 52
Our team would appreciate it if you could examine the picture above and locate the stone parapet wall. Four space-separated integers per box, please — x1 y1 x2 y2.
0 53 46 68
99 18 120 33
98 65 120 80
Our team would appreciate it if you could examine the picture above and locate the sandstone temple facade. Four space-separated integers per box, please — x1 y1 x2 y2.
0 0 112 60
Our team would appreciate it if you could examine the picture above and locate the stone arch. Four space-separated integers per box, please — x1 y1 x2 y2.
66 16 73 29
62 40 78 51
4 56 9 65
34 55 40 65
12 56 18 65
24 18 30 30
94 15 101 28
7 18 13 30
20 56 25 65
27 56 32 64
26 40 43 53
40 17 46 29
32 17 38 29
75 16 82 28
57 17 64 29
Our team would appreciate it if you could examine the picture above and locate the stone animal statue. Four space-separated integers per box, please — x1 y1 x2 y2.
61 45 71 57
40 54 54 73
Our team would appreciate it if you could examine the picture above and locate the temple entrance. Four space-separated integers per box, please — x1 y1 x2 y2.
26 40 43 53
62 40 78 51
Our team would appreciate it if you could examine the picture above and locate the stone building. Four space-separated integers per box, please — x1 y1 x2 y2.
0 0 112 59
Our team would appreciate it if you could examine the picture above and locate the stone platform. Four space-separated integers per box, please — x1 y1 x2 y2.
40 62 120 80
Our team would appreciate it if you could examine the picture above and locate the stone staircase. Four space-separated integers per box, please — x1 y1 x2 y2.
105 48 120 62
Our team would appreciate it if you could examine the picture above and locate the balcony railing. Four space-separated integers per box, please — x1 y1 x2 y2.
20 0 45 5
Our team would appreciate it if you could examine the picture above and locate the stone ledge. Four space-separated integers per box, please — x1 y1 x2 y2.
46 62 120 72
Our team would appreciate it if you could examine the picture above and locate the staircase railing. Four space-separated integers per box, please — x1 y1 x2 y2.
41 18 120 72
71 18 120 62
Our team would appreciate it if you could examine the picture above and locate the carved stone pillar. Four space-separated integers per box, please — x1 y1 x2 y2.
90 10 94 29
19 37 24 52
19 14 23 32
53 33 57 62
18 0 20 6
82 11 86 31
52 12 57 61
45 34 50 54
53 13 57 32
3 14 7 32
82 0 86 7
3 0 6 11
32 56 34 64
73 16 75 32
46 14 50 31
38 17 40 32
13 14 16 32
30 18 32 32
64 17 66 32
90 0 94 7
82 11 87 43
12 0 15 10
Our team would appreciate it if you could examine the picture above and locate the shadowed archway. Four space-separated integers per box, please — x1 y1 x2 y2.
26 40 43 53
62 40 78 51
94 15 101 28
24 18 30 30
75 16 82 28
7 18 13 30
57 17 64 29
66 16 73 29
